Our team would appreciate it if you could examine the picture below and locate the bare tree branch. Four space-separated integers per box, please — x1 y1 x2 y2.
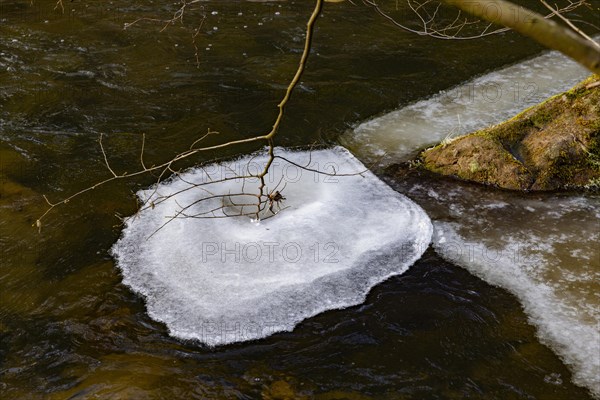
441 0 600 73
362 0 595 44
539 0 600 49
36 0 326 232
124 0 205 32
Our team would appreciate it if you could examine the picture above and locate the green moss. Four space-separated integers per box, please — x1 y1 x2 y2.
584 177 600 190
419 75 600 191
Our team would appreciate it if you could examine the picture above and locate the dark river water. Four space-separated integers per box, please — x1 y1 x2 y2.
1 0 598 398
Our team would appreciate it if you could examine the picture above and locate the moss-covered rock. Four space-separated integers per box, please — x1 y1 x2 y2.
420 75 600 191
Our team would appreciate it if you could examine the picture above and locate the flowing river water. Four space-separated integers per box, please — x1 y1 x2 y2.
1 1 598 399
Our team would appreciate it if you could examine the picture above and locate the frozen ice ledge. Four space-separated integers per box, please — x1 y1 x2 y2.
341 48 590 167
111 146 433 346
428 190 600 398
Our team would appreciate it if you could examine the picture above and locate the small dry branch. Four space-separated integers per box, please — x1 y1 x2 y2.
35 0 326 233
362 0 592 40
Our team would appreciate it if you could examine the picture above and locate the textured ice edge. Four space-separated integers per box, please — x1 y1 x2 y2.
111 146 433 346
434 221 600 398
343 47 589 166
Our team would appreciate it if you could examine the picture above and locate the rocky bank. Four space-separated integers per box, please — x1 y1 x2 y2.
420 75 600 191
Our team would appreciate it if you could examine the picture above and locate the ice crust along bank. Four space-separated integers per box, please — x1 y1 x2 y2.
111 147 432 346
425 189 600 398
341 48 589 167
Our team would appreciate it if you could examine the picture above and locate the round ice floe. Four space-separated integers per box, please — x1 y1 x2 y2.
112 146 432 346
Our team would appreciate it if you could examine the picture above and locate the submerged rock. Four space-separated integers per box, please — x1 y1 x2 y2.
420 76 600 191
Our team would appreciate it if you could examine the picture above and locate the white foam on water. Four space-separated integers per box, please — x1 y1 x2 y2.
428 192 600 398
111 146 432 346
341 49 590 166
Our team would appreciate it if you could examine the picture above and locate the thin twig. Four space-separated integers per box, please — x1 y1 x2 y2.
36 0 325 231
99 133 118 178
539 0 600 49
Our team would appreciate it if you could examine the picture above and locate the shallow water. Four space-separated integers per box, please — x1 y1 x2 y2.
1 0 599 398
340 32 600 396
340 27 600 396
385 171 600 397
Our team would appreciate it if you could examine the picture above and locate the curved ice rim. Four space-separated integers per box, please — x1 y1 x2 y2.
433 222 600 398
